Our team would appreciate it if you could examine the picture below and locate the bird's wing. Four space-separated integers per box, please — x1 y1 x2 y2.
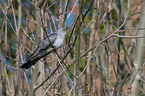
26 33 58 61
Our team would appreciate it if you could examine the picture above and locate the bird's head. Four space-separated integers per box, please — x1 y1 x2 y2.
57 28 68 36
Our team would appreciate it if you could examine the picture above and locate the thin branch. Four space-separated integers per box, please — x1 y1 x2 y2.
113 34 145 38
42 70 65 96
66 0 79 19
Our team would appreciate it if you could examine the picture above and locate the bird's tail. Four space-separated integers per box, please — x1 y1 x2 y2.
20 50 53 69
20 58 40 69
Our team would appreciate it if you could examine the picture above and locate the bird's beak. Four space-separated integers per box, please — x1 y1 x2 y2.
65 31 69 36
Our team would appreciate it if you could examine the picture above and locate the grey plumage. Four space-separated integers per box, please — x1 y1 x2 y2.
20 28 67 69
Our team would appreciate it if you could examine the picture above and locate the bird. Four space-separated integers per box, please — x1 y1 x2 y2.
20 28 67 69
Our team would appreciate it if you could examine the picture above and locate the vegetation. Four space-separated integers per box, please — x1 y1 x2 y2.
0 0 145 96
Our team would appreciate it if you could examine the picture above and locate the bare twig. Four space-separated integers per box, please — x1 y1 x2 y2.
42 70 65 96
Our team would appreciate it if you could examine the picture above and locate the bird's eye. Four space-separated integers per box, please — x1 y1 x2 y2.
63 29 66 31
